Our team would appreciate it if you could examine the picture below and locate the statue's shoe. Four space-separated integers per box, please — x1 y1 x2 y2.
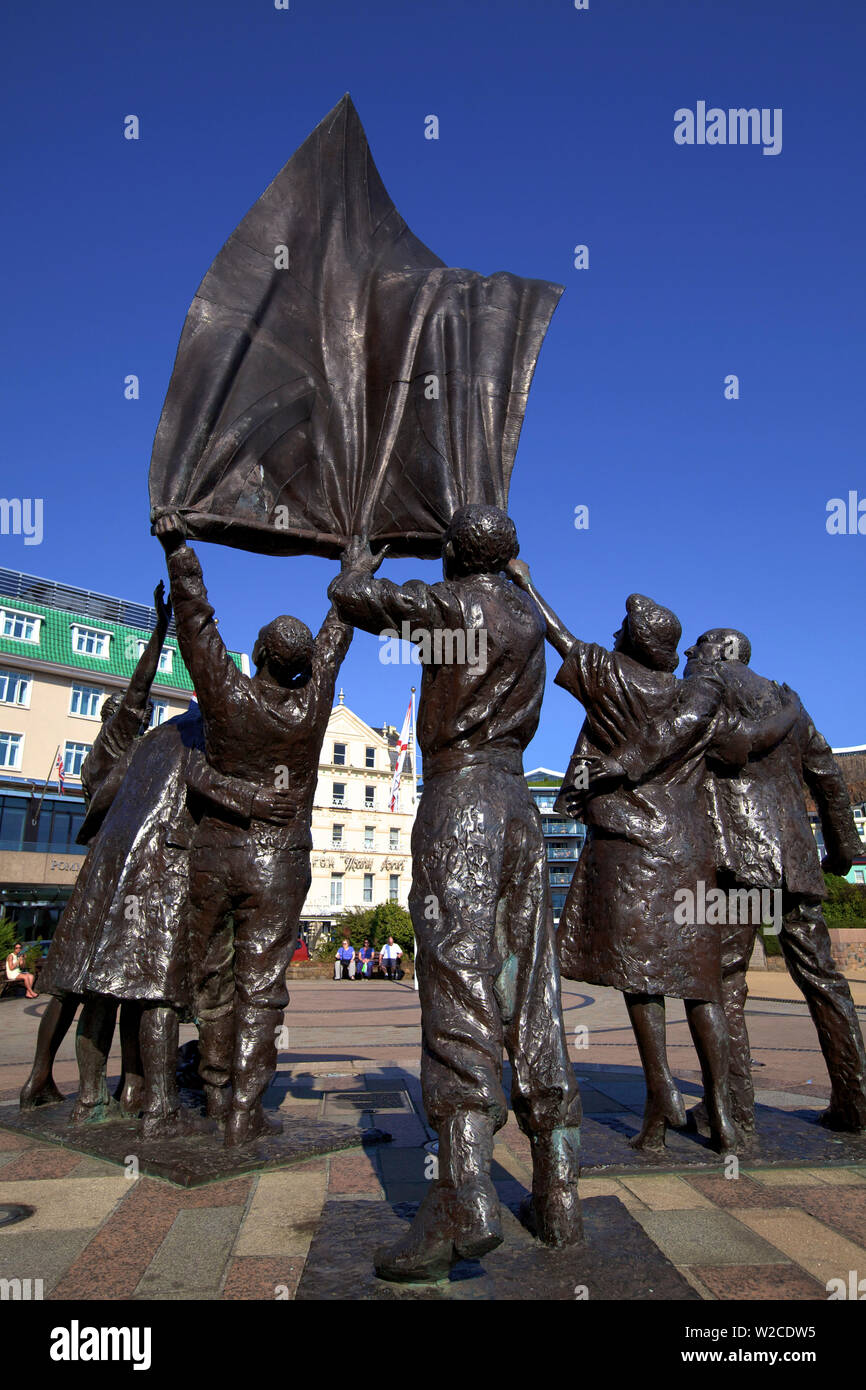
451 1176 503 1259
224 1104 283 1148
70 1096 120 1125
141 1109 182 1140
116 1082 144 1117
19 1079 65 1110
204 1083 232 1121
375 1181 502 1282
520 1188 583 1249
375 1188 456 1283
819 1105 866 1135
629 1087 687 1152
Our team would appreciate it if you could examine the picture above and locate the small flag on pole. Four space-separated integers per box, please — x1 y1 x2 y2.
55 751 65 794
388 697 413 812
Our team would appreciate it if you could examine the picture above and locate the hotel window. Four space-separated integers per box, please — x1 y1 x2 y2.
365 746 375 769
137 640 173 675
333 742 346 766
0 731 23 770
363 873 373 904
70 684 103 719
364 785 375 809
332 782 345 807
70 625 111 659
364 825 375 850
0 670 31 707
332 823 343 847
330 874 344 907
389 874 399 902
0 608 41 643
63 742 92 777
149 701 168 728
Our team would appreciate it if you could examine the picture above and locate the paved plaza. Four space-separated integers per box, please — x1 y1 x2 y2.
1 974 865 1300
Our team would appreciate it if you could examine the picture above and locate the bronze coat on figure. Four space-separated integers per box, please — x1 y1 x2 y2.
554 643 747 1002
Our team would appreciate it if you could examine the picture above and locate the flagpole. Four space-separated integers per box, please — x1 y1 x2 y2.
30 744 61 828
410 686 419 993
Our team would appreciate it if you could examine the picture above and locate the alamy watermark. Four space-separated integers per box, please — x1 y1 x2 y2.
826 492 866 535
674 880 782 934
674 103 782 156
0 498 43 545
379 621 488 672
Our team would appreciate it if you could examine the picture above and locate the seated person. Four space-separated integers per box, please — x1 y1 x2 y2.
5 944 37 999
356 939 374 980
379 935 403 980
334 939 355 980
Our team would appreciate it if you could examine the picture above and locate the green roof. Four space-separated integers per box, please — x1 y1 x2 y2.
0 596 245 694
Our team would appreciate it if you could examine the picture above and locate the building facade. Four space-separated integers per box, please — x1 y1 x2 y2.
0 566 248 937
524 767 586 926
301 693 417 945
809 744 866 885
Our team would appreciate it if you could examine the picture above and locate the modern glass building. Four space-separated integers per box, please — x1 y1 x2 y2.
524 767 586 925
0 566 248 938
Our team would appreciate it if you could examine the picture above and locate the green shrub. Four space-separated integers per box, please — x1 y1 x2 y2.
0 918 21 963
368 901 414 954
316 902 415 959
823 873 866 930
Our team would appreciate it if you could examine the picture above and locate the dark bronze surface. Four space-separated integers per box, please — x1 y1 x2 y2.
295 1196 699 1301
148 96 562 560
329 509 582 1281
0 1099 391 1189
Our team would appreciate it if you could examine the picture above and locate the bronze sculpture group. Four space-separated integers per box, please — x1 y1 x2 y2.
15 96 866 1285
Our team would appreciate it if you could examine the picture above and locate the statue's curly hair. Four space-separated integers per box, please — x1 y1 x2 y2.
625 593 681 673
255 615 313 673
444 504 519 574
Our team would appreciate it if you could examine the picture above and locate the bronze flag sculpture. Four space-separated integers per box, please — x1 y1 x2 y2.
148 95 561 562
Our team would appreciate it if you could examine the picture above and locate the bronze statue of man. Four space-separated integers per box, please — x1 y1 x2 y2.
156 516 353 1147
329 506 582 1283
507 566 797 1153
684 629 866 1136
32 694 291 1135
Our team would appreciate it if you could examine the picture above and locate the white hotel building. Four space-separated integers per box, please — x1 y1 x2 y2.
301 692 417 944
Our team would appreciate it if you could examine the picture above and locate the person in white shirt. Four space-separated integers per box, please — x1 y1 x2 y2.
378 936 403 981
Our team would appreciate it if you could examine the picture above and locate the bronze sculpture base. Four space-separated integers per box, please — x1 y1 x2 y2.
296 1196 700 1301
0 1098 391 1188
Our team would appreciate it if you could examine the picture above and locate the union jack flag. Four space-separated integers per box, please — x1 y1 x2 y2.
55 751 65 794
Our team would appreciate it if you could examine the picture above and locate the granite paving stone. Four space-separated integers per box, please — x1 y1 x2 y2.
0 1227 96 1296
730 1207 866 1288
634 1209 791 1267
805 1167 866 1186
0 1176 128 1229
233 1168 327 1258
619 1175 716 1211
693 1263 828 1300
135 1206 245 1297
327 1152 384 1195
222 1256 303 1300
685 1174 790 1210
0 1146 85 1181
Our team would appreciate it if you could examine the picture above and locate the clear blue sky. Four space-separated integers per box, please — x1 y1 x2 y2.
2 0 863 767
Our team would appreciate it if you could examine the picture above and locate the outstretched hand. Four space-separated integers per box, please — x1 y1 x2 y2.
153 513 186 553
153 580 173 628
341 535 389 575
